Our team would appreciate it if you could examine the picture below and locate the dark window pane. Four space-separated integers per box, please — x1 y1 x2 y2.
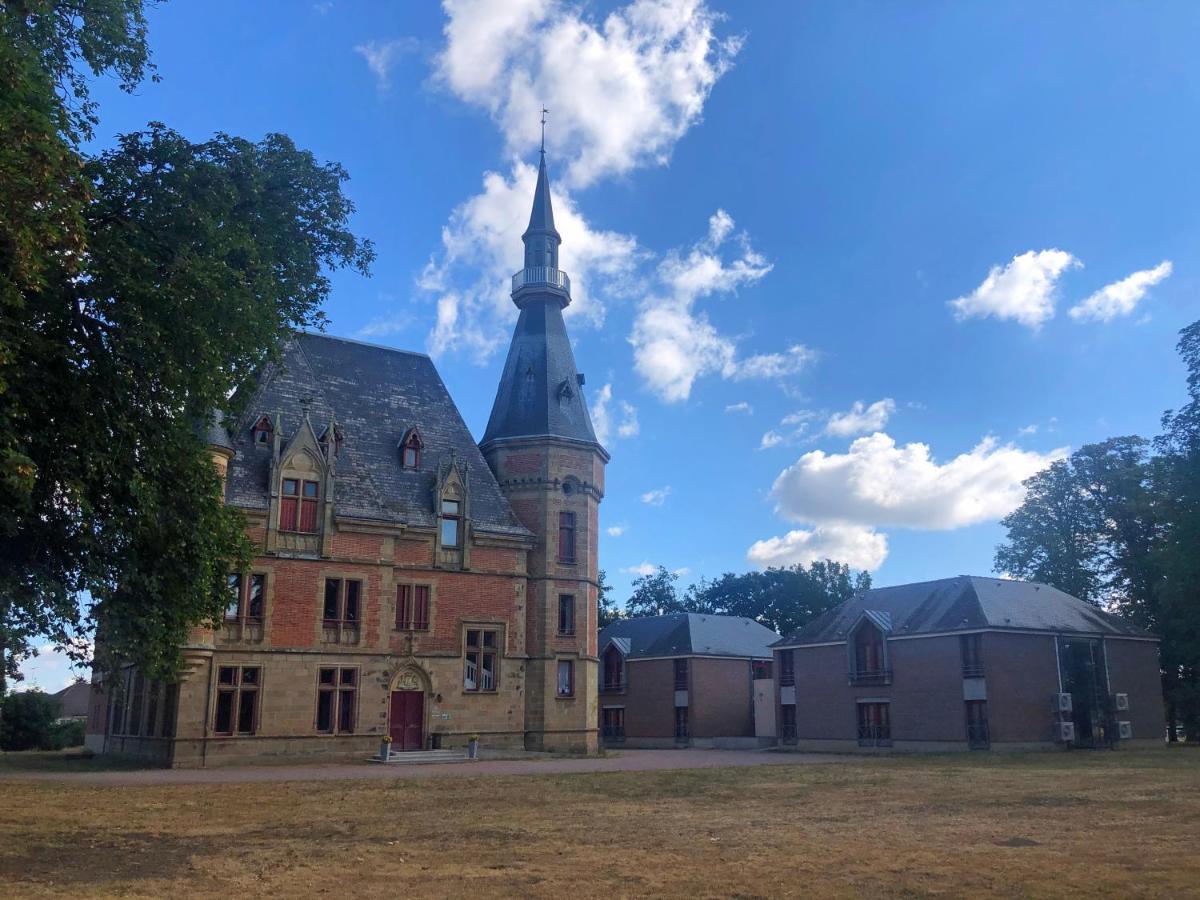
318 668 336 686
218 666 237 685
240 667 260 686
466 629 479 648
237 690 257 734
340 668 356 686
481 652 495 691
345 581 360 622
324 579 341 621
161 685 177 738
316 691 333 733
397 584 410 629
282 478 299 496
557 661 573 696
248 575 265 619
482 630 496 649
464 651 479 690
558 595 574 634
225 574 241 620
215 691 234 734
338 691 355 733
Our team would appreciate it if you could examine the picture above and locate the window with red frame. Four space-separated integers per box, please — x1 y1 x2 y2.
396 584 431 630
316 667 357 734
280 478 320 533
558 510 577 563
225 573 265 623
557 594 575 635
323 578 361 626
400 430 422 469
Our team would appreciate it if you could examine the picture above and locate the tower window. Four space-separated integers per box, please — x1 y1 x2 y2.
558 594 575 636
557 660 575 697
558 511 576 563
440 499 461 548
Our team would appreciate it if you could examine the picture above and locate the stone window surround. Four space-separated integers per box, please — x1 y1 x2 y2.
394 579 436 632
462 623 503 694
315 665 359 735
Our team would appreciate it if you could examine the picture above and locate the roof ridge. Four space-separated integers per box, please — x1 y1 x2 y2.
298 330 431 359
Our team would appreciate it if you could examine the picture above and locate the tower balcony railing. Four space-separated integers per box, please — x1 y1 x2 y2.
512 266 570 295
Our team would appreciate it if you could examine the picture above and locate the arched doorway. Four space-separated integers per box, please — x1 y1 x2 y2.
388 667 429 751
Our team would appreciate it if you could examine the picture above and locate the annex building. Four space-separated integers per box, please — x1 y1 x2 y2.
86 150 608 766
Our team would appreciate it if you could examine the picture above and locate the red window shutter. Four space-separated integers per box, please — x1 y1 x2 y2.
280 497 298 530
299 499 318 533
414 586 430 630
397 585 410 629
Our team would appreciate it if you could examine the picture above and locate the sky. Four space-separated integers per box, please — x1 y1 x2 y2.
18 0 1200 689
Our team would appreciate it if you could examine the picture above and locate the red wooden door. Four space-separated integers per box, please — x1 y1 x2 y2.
389 690 424 751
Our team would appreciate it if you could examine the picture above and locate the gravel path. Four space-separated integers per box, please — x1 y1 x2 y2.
0 748 838 786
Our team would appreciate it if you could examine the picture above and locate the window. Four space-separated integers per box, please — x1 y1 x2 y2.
961 633 984 677
400 430 422 469
280 478 320 533
557 594 575 635
752 659 773 680
464 628 498 692
440 499 461 548
965 700 989 749
129 671 145 737
602 707 625 742
780 704 797 742
856 701 890 747
673 658 688 690
225 573 265 623
779 651 795 687
557 660 575 697
558 511 576 562
323 578 361 626
396 584 431 630
214 666 260 736
252 415 273 445
316 667 357 734
602 644 625 692
674 706 689 740
850 622 891 686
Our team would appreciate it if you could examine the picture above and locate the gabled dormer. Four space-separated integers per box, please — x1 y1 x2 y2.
435 455 470 569
399 426 423 470
266 412 333 558
251 414 274 447
848 610 892 686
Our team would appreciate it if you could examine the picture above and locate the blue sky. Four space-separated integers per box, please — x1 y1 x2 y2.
20 0 1200 687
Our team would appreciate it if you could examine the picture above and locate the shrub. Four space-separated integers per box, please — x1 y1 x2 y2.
0 691 63 751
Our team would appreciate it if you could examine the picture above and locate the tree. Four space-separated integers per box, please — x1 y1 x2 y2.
688 560 870 636
1 3 374 690
0 690 61 751
625 566 688 618
597 569 621 628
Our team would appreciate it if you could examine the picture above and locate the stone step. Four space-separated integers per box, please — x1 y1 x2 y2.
368 749 471 765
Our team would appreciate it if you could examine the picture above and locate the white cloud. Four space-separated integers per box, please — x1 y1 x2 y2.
607 524 627 537
672 567 691 577
1017 423 1038 436
641 486 671 506
759 430 784 449
825 398 896 437
747 524 889 572
622 561 658 577
16 643 89 694
781 410 815 427
770 432 1067 531
725 401 753 414
1069 261 1172 323
631 210 811 402
436 0 742 189
354 37 419 90
950 249 1080 329
590 383 640 446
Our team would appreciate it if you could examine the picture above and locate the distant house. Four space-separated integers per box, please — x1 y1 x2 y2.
598 614 778 748
773 576 1165 752
51 681 91 722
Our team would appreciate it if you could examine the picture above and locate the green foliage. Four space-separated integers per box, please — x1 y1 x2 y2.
597 569 621 628
624 566 687 618
687 561 871 637
0 1 374 687
0 690 61 751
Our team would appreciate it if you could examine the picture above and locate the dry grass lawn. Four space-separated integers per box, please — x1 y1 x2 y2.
1 748 1197 898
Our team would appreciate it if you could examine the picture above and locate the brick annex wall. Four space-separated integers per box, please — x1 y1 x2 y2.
1105 638 1166 741
689 658 756 739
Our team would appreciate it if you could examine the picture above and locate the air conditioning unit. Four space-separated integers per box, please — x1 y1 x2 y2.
1054 692 1073 713
1057 721 1076 743
1118 721 1133 740
1113 693 1130 711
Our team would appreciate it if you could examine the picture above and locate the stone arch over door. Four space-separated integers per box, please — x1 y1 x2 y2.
386 663 431 751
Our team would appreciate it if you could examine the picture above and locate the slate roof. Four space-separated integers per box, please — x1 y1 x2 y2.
599 613 778 660
774 576 1156 647
523 151 559 239
224 333 530 537
51 681 91 718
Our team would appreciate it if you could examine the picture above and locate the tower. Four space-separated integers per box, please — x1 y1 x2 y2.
481 147 607 753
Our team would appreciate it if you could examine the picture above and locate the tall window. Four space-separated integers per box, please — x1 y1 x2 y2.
225 573 265 623
779 650 795 686
323 578 361 626
850 622 890 685
400 430 422 469
602 644 625 692
856 701 890 747
557 660 575 697
215 666 260 736
558 511 576 562
673 658 688 690
965 699 989 749
464 628 498 692
674 706 689 740
316 667 357 734
396 584 431 631
129 671 145 737
961 633 984 677
602 707 625 742
557 594 575 635
280 478 320 533
780 704 797 742
440 499 461 548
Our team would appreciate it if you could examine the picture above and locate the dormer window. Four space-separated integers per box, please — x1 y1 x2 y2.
400 428 423 470
440 499 461 548
849 617 891 686
252 415 273 445
280 477 320 533
318 424 344 458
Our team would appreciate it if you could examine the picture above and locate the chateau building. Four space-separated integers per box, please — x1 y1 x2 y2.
773 576 1165 752
85 150 608 766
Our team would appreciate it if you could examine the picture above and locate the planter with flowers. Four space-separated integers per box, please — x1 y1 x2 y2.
467 734 480 759
380 735 393 761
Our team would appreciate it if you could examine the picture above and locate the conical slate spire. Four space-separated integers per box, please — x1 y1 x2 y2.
480 150 603 453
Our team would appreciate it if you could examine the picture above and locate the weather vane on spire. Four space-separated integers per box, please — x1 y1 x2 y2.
540 106 549 154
